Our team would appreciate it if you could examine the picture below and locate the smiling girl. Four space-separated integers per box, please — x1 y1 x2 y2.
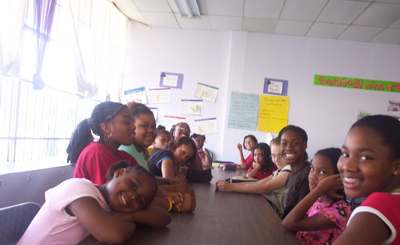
282 148 351 244
68 102 139 185
334 115 400 245
237 135 258 169
148 137 197 180
246 143 276 180
279 125 311 219
17 161 170 245
119 102 157 169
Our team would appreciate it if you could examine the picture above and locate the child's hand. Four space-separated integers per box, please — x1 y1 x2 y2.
315 174 344 199
215 180 232 192
236 143 242 151
174 192 196 212
166 192 183 209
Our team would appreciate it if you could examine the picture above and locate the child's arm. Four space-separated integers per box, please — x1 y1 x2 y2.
282 174 344 232
67 197 136 244
112 206 171 228
246 164 261 178
236 143 246 168
333 212 391 245
215 172 287 194
160 158 177 178
201 148 212 169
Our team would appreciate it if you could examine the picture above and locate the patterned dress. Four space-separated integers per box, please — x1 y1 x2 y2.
296 199 352 245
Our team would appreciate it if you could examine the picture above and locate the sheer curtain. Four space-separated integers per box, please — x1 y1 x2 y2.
0 0 28 76
68 0 128 101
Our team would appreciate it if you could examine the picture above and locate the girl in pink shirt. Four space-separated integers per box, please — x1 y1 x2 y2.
18 161 170 245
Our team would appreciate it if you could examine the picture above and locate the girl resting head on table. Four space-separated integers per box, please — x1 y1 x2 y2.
215 138 291 216
148 136 197 180
17 161 171 245
333 115 400 245
282 148 351 244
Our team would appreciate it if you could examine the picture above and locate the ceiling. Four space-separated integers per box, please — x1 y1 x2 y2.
113 0 400 45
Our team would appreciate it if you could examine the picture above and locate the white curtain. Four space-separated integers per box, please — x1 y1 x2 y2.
68 0 128 101
0 0 28 76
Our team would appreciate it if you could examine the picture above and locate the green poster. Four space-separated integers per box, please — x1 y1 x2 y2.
314 74 400 93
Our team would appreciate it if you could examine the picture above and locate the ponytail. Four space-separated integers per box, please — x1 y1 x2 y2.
66 119 93 165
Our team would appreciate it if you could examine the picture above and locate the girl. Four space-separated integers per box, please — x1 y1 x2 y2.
67 101 139 185
237 135 258 169
334 115 400 245
246 143 276 180
279 125 311 219
148 137 197 180
170 122 191 141
191 133 212 170
215 138 291 216
148 125 171 155
282 148 352 244
18 161 171 245
119 102 157 169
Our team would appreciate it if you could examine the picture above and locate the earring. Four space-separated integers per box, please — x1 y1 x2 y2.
108 133 112 139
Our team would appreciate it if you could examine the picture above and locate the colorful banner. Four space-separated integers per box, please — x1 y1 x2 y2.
258 95 290 133
314 74 400 93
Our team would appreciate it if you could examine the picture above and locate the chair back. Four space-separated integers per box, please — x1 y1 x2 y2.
0 202 41 245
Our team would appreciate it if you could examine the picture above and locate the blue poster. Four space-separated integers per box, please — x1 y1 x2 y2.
227 92 260 130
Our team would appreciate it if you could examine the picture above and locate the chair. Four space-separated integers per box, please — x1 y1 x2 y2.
0 202 41 245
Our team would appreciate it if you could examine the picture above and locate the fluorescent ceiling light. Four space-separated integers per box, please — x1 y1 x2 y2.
174 0 201 19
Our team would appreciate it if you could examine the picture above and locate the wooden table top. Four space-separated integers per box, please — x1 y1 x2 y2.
79 168 299 245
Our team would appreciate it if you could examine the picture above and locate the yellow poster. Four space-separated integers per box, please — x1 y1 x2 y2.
258 95 290 133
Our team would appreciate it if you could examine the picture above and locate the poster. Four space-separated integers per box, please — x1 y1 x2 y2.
258 95 290 133
148 88 171 103
194 83 219 102
194 118 217 134
149 107 158 121
263 78 288 96
181 100 203 115
388 100 400 113
227 92 260 130
160 72 183 89
357 110 374 120
164 116 186 131
124 87 147 104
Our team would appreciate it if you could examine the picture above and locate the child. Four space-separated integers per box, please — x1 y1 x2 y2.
191 133 212 170
119 102 157 169
215 138 291 216
148 137 197 180
67 101 139 185
280 125 311 219
17 161 171 245
282 148 352 244
333 115 400 244
246 143 276 180
170 122 191 141
148 125 171 155
237 135 258 169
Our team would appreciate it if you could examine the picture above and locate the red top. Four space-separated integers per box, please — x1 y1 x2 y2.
73 142 139 185
243 154 253 169
246 167 272 180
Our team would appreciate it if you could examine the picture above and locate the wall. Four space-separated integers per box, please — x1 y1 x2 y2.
0 166 74 208
124 21 400 163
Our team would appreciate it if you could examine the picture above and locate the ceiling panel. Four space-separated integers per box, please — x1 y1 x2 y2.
175 14 212 30
209 16 243 31
244 0 285 19
205 0 243 17
316 1 371 24
280 0 328 21
353 2 400 27
306 22 348 39
140 12 180 28
243 17 277 33
338 25 384 42
275 20 313 36
130 0 171 12
370 28 400 44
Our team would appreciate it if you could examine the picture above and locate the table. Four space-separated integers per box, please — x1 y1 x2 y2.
79 168 299 245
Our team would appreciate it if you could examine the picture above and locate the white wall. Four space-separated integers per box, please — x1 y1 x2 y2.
124 21 400 163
